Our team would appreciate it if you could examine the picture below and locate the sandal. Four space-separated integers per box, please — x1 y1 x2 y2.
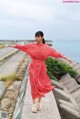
37 102 42 111
32 103 37 113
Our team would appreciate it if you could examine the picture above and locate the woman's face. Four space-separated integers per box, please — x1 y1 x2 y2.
35 36 43 43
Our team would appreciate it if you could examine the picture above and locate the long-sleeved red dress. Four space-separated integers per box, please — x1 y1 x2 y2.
13 42 63 99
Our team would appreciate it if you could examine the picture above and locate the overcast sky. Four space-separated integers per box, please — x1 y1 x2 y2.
0 0 80 40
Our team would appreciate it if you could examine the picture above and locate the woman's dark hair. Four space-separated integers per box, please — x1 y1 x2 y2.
35 31 45 44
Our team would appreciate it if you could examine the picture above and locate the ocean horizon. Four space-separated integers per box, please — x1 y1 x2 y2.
52 40 80 64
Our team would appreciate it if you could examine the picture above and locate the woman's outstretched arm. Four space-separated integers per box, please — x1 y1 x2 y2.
61 55 73 63
48 47 72 63
2 43 32 53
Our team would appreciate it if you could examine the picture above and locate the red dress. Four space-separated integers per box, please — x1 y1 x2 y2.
13 42 63 99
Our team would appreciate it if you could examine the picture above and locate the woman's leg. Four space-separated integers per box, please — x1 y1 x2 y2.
32 97 42 104
32 97 42 112
37 97 42 103
37 97 42 110
33 98 38 104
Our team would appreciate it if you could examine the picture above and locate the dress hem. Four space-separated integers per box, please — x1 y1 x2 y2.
32 85 55 100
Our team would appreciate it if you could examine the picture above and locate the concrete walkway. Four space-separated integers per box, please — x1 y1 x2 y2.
21 76 61 119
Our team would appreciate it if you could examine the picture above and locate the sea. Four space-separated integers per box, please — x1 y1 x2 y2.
52 40 80 64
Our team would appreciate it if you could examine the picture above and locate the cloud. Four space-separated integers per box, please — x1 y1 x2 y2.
0 0 80 40
0 0 54 22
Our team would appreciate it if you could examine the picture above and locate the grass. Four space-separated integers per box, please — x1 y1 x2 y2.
0 55 28 87
0 73 23 88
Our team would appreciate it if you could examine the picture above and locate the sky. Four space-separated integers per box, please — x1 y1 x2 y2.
0 0 80 41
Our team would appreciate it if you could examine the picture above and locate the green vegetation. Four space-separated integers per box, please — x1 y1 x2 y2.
45 57 78 80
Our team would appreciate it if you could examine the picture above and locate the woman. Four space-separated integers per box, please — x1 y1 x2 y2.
3 31 72 113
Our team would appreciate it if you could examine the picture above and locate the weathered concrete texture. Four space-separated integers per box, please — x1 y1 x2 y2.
52 73 80 118
60 73 80 94
0 81 5 98
0 51 27 99
0 51 26 76
21 76 61 119
57 58 80 82
0 47 17 58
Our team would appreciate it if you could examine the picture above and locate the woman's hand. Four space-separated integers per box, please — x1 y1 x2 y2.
62 55 73 63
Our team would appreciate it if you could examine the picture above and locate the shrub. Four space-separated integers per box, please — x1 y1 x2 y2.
45 57 77 80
